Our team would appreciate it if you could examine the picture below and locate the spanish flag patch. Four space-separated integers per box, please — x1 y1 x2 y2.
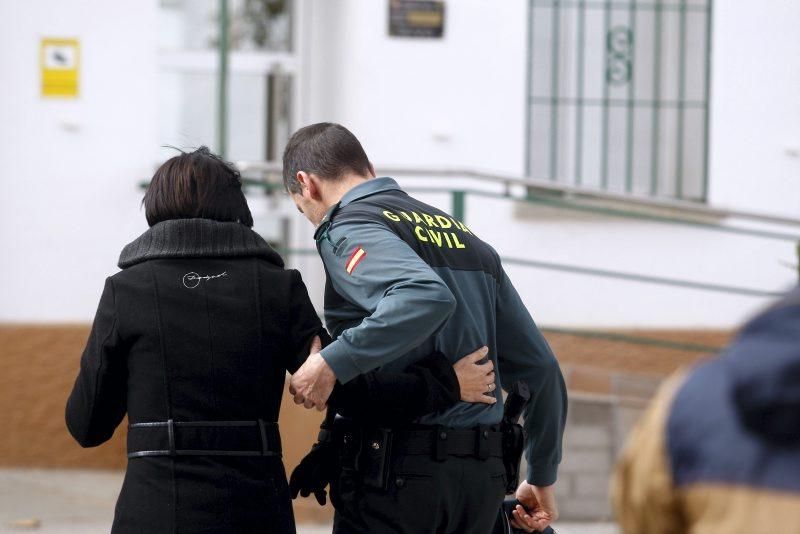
345 246 367 275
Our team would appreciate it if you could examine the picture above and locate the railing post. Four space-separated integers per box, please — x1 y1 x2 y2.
452 190 465 222
797 241 800 282
217 0 229 158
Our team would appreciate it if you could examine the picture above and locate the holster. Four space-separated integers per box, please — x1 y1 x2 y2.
500 381 531 495
500 420 525 494
356 427 394 490
335 418 394 491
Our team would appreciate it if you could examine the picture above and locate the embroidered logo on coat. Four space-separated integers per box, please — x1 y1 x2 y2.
345 247 367 275
182 271 228 289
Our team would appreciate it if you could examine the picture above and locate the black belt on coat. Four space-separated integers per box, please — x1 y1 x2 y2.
127 419 281 459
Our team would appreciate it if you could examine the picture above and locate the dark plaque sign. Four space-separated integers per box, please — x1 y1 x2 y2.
389 0 445 38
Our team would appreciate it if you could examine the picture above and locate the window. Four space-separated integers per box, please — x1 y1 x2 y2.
525 0 713 201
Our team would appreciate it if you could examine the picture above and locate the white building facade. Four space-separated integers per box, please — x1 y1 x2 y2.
1 0 798 327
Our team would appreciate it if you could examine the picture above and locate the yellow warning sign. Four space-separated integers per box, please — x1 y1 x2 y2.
41 38 80 98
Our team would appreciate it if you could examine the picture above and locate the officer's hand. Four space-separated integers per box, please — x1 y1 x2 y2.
452 347 497 404
511 482 558 532
289 343 337 411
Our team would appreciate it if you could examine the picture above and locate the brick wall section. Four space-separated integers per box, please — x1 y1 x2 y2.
0 325 333 522
0 325 731 521
0 325 326 470
548 330 731 375
558 397 643 520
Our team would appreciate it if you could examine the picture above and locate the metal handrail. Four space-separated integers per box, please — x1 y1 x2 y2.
234 161 800 229
502 256 785 298
239 177 800 242
276 248 786 299
231 164 778 356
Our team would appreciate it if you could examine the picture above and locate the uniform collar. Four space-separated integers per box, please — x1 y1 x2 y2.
314 177 401 241
339 176 401 207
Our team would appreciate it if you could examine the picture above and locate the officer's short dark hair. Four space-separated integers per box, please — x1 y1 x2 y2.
282 122 372 194
143 146 254 227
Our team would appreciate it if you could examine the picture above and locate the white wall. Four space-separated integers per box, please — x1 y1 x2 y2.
707 0 800 219
467 195 796 328
305 0 800 217
288 175 798 328
305 0 528 176
0 1 159 322
1 0 797 327
298 0 799 328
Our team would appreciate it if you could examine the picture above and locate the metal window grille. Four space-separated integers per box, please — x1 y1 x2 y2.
525 0 713 201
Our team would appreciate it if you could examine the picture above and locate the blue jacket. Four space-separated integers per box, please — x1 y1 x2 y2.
315 177 567 486
613 286 800 533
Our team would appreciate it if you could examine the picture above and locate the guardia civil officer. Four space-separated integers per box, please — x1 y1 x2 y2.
286 123 568 534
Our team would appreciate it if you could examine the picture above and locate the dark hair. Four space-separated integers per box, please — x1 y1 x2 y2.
143 146 253 227
282 122 372 194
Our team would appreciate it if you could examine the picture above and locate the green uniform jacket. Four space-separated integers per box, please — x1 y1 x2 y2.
316 177 567 486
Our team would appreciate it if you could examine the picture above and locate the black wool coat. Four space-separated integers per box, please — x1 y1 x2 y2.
66 218 326 534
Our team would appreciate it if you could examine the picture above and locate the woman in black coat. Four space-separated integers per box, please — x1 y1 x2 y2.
65 147 494 534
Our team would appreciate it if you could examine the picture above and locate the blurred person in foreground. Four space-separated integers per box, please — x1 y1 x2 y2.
284 123 567 533
64 146 495 534
613 286 800 534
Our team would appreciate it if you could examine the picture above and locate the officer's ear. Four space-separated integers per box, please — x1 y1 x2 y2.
299 172 327 202
296 171 316 200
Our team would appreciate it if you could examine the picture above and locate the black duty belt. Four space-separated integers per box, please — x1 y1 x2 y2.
127 419 281 459
401 425 504 461
334 419 504 461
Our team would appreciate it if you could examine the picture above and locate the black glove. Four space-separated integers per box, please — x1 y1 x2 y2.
289 438 338 506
